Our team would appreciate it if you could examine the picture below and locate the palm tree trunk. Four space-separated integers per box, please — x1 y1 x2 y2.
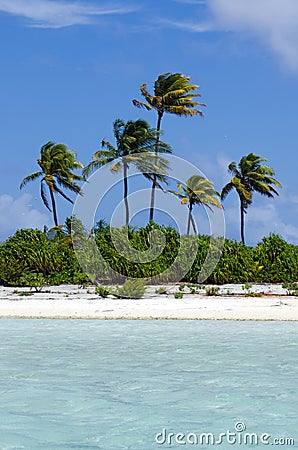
123 161 129 226
149 181 156 223
190 211 197 235
187 202 193 235
149 111 163 222
49 188 58 226
240 199 245 245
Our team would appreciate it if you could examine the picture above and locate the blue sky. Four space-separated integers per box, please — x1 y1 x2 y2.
0 0 297 245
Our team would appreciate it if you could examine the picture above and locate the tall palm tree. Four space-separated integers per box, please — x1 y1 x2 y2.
83 119 171 226
20 141 84 226
221 153 282 244
169 175 222 235
133 72 205 221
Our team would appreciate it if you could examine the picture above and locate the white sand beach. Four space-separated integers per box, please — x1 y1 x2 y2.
0 284 297 320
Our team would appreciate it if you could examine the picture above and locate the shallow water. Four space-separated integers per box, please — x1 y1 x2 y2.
0 320 297 449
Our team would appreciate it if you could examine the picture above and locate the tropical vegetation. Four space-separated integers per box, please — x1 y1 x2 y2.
169 175 222 235
1 71 291 289
221 153 282 244
0 224 297 287
83 119 171 226
133 72 205 221
20 141 84 226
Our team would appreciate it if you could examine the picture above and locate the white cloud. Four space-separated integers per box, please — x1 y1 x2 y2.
172 0 206 4
224 201 298 245
0 194 50 239
158 19 214 33
0 0 137 28
163 0 298 73
208 0 298 72
189 151 232 189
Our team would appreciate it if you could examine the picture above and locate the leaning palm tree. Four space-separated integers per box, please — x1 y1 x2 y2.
20 141 84 226
221 153 282 244
83 119 171 226
133 72 205 221
169 175 222 235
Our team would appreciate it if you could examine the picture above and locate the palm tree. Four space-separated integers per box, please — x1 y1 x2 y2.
221 153 282 244
133 72 205 221
83 119 171 226
169 175 222 235
20 141 84 226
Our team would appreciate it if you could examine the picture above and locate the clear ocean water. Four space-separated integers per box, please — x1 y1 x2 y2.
0 320 297 449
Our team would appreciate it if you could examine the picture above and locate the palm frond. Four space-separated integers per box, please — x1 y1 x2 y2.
20 171 42 189
132 99 152 110
53 182 74 204
140 82 154 105
40 181 51 211
221 182 235 200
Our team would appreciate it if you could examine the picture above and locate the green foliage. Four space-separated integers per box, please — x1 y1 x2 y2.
244 292 263 297
205 286 220 296
282 282 298 296
18 291 34 297
110 278 147 299
174 292 183 299
0 228 90 286
242 284 252 291
95 285 111 298
255 234 298 282
155 287 168 294
0 225 297 288
19 273 46 292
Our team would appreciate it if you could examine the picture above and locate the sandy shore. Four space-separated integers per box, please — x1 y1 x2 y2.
0 284 297 321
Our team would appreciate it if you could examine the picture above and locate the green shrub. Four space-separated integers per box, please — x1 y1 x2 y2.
174 292 183 299
205 286 220 296
1 224 298 288
255 234 298 283
111 278 147 299
19 273 46 292
242 284 252 292
95 285 111 298
282 282 298 296
155 287 168 295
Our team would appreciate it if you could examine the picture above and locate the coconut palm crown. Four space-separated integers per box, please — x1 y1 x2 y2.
169 175 222 235
20 141 84 226
221 153 282 244
133 72 205 222
83 119 171 226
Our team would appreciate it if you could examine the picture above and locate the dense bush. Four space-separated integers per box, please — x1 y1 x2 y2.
0 222 297 286
254 234 298 282
0 228 89 286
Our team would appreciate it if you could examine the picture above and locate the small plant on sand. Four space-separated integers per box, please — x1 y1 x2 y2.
111 279 147 299
244 291 263 297
155 287 168 295
282 282 298 296
19 273 46 292
95 285 111 298
242 284 252 292
186 283 205 294
178 284 186 292
241 283 262 297
205 286 220 296
174 292 183 299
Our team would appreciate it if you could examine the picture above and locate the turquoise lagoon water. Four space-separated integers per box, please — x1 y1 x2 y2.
0 320 297 449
